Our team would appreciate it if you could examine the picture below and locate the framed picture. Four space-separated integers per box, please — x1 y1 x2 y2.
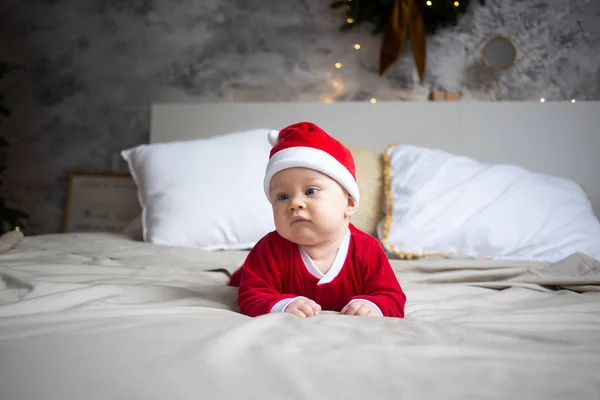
63 171 141 233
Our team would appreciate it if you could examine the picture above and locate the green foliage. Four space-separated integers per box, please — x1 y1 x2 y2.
0 58 29 233
332 0 485 35
0 59 10 125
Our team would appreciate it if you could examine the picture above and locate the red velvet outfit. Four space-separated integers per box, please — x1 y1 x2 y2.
230 224 406 318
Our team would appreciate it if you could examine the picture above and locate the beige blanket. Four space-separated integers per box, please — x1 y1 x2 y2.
1 233 599 400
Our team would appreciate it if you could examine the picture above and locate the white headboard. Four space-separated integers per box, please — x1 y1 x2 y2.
150 101 600 216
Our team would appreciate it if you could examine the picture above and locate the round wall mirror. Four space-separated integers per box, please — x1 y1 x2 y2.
482 36 517 71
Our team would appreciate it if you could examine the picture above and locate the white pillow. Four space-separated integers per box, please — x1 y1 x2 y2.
378 144 600 262
121 129 276 250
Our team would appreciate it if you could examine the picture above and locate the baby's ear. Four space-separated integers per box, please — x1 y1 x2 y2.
344 196 358 218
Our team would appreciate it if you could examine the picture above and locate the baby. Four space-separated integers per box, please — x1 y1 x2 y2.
229 122 406 318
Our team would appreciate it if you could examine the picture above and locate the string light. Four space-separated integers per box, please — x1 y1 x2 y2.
335 62 343 68
370 98 377 104
354 44 361 50
346 18 354 24
426 1 432 6
540 98 546 103
454 1 460 7
571 99 576 103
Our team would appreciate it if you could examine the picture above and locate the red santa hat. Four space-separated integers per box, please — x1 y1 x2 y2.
264 121 360 205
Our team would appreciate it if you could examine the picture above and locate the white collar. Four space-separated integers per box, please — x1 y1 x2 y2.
299 228 351 285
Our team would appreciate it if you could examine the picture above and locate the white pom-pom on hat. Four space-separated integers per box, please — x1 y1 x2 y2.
267 130 280 146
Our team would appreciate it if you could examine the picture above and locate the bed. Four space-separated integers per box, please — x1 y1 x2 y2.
2 101 600 400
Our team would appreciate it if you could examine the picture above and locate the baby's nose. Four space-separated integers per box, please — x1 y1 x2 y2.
289 196 306 210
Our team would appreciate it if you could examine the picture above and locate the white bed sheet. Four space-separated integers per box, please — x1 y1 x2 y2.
1 233 600 400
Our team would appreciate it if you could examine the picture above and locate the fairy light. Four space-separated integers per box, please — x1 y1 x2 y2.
354 43 361 50
370 98 377 104
454 1 460 7
426 1 432 6
335 62 342 68
571 99 576 103
347 17 354 24
540 98 546 103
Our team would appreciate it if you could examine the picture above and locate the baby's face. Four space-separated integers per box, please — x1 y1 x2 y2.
269 167 357 246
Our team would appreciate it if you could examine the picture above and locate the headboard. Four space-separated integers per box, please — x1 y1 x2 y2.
150 101 600 216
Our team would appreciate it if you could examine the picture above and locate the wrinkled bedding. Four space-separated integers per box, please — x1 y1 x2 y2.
1 233 599 400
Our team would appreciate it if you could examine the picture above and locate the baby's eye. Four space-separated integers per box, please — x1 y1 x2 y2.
305 188 318 196
277 193 290 201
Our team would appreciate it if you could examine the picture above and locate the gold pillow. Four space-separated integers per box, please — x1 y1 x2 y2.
345 144 385 237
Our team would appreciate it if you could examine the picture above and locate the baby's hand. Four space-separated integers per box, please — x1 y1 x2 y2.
341 300 381 317
285 298 322 318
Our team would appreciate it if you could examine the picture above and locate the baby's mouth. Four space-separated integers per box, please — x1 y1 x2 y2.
291 216 310 224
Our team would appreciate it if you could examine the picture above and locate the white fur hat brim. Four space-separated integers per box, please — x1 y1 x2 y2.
264 146 360 205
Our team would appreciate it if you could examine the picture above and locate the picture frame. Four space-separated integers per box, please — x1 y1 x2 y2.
62 171 141 233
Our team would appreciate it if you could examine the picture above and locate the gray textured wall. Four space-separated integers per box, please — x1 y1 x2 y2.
1 0 599 234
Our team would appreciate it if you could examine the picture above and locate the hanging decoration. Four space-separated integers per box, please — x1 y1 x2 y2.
331 0 485 81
